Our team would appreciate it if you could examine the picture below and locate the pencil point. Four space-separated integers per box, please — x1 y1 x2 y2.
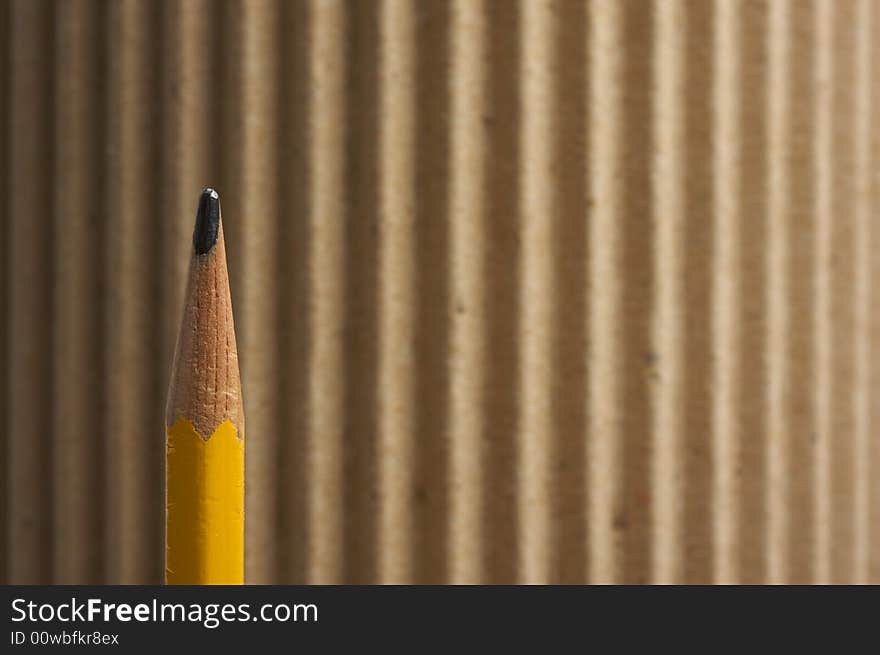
194 187 221 255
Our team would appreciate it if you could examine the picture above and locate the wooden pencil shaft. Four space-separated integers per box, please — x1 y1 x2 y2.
165 189 244 585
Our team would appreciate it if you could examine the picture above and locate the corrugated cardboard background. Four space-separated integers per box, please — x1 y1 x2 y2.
1 0 879 584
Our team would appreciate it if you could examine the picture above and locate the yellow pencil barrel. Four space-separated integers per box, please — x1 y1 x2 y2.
166 419 244 584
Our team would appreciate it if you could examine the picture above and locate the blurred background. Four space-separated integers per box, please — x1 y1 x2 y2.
1 0 879 584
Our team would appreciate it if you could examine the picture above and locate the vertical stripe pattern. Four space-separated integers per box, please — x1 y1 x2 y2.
1 0 878 584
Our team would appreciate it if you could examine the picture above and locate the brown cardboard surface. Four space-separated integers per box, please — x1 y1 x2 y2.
1 0 878 584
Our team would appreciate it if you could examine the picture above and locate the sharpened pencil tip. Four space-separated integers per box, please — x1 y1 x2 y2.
193 187 221 255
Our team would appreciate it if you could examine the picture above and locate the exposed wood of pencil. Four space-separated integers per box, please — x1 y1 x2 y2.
165 187 244 585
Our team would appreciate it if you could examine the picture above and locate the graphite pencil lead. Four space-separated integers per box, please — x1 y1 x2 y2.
193 187 221 255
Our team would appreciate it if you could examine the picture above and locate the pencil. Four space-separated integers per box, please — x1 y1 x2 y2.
165 188 244 584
